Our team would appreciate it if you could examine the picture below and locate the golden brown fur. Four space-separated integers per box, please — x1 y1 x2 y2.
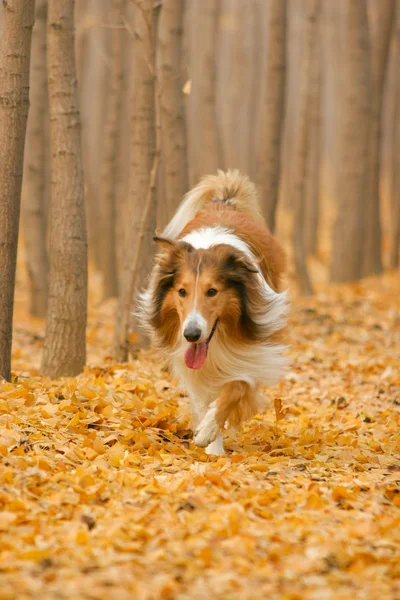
180 205 285 291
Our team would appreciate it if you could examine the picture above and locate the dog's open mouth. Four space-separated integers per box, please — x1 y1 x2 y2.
184 319 218 370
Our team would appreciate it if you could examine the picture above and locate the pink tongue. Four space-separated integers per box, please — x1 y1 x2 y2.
184 342 208 369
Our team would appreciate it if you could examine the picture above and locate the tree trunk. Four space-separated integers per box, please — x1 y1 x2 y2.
389 7 400 269
0 0 35 381
329 0 372 283
217 1 245 173
256 0 287 232
157 0 189 230
363 0 395 276
248 1 266 182
99 0 126 300
41 0 88 377
291 0 318 296
304 5 321 257
22 0 49 318
115 1 134 287
78 0 110 271
189 0 222 182
114 0 159 361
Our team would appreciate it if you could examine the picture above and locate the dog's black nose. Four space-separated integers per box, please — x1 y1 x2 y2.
184 326 201 342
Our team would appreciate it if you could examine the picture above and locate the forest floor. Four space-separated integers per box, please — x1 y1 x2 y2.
1 260 400 600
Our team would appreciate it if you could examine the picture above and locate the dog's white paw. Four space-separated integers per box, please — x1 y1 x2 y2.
205 433 225 455
193 403 219 448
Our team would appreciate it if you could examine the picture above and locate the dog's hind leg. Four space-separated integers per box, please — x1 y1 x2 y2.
193 381 259 451
215 381 259 430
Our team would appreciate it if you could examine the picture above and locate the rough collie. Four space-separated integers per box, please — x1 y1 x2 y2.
139 170 289 455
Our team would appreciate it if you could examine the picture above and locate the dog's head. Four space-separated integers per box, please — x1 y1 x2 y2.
149 237 261 369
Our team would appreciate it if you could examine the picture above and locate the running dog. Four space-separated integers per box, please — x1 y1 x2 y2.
138 170 289 454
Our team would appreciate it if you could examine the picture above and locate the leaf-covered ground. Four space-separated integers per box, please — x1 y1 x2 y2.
1 265 400 600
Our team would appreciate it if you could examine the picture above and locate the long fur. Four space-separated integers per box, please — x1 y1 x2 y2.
138 170 289 454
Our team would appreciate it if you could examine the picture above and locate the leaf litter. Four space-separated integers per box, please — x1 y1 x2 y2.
2 267 400 600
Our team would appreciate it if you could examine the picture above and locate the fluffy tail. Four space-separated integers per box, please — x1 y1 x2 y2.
162 169 264 239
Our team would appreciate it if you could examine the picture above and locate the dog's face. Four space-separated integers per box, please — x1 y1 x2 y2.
151 238 259 368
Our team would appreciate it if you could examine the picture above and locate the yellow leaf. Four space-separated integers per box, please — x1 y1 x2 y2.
76 528 89 544
274 398 287 423
0 511 17 530
306 494 324 509
19 549 50 562
108 442 124 468
332 486 351 502
92 437 106 455
67 412 80 427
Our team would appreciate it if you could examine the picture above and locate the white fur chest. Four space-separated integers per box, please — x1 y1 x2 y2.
171 333 289 420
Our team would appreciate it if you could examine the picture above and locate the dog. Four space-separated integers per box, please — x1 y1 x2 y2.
138 170 289 455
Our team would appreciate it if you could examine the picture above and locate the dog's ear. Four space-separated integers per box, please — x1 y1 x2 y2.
153 236 176 251
225 252 259 276
233 255 259 274
154 236 194 256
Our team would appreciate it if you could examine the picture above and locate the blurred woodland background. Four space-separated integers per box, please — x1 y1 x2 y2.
0 0 399 382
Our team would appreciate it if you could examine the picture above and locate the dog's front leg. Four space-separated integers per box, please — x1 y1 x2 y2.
193 401 221 450
205 432 224 455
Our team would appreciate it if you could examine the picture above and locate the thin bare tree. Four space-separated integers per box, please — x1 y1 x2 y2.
41 0 88 377
363 0 395 276
115 1 134 286
114 0 160 361
0 0 35 381
256 0 287 232
304 5 321 257
22 0 50 318
389 5 400 269
99 0 126 299
157 0 189 229
330 0 372 282
189 0 222 182
291 0 319 296
78 0 110 271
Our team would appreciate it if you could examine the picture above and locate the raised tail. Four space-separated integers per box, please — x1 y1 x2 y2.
162 169 264 239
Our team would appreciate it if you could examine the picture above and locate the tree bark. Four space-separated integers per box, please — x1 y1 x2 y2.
189 0 222 182
114 0 159 361
22 0 49 318
256 0 287 232
389 7 400 269
157 0 189 230
78 0 110 271
0 0 35 381
329 0 372 283
99 0 126 300
363 0 395 276
304 5 321 257
291 0 318 296
41 0 88 377
115 1 134 286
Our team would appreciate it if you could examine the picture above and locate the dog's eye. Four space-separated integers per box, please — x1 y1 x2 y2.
178 288 187 297
206 288 218 297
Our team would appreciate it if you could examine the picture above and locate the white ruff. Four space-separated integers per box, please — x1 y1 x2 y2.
172 334 288 418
